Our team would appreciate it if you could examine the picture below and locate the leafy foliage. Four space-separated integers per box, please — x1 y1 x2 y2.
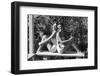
31 15 88 53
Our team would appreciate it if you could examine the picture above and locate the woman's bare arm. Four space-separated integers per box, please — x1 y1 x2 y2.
60 36 73 43
39 23 57 45
56 30 73 43
39 31 56 45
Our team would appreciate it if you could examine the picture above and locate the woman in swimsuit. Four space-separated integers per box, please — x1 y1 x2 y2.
37 23 57 53
56 24 80 54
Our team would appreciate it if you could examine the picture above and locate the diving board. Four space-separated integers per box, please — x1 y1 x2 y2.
36 52 85 57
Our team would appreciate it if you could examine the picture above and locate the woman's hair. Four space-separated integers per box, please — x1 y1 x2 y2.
52 23 61 32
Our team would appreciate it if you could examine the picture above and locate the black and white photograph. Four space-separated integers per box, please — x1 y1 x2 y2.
11 1 97 74
27 15 88 61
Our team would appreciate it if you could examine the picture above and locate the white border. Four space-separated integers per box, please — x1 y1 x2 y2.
20 6 95 70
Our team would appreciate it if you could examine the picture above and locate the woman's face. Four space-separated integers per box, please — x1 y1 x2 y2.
57 24 61 32
58 24 61 28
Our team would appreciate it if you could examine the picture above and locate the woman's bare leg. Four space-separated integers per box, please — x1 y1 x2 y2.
47 44 57 53
72 43 80 53
37 45 42 53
